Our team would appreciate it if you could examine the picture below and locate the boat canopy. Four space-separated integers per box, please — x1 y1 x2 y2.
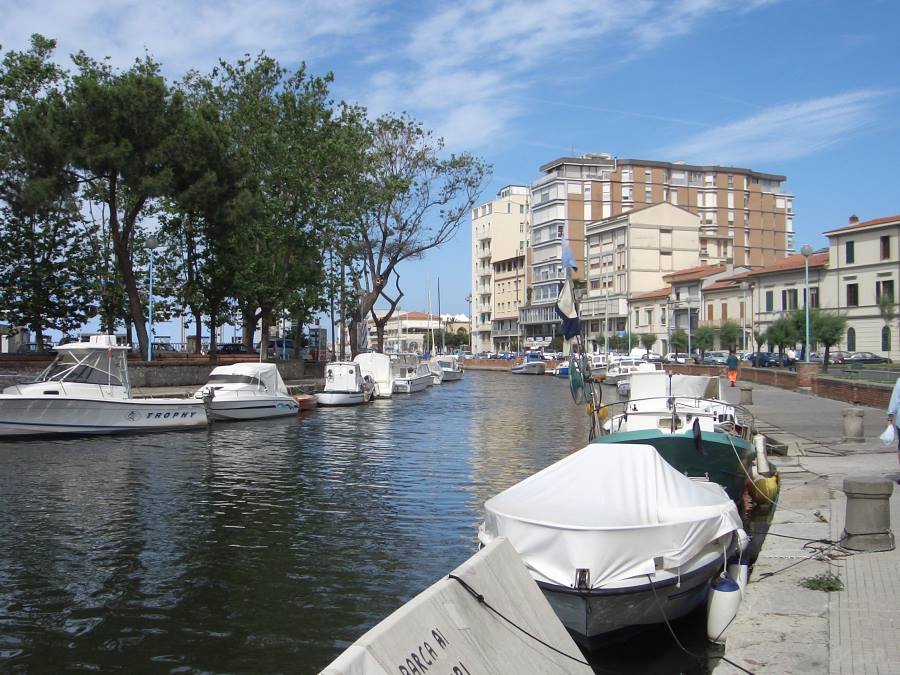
323 361 364 392
354 353 393 391
479 443 743 589
205 362 288 394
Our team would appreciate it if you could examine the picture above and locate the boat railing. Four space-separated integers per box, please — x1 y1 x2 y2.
596 395 757 441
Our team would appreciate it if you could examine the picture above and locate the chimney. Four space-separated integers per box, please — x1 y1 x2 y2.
849 214 859 224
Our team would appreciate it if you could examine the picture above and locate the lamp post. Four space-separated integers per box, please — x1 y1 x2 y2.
801 244 813 362
146 235 161 362
740 281 750 351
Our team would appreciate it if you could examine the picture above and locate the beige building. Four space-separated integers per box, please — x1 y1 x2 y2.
470 185 530 352
629 287 672 354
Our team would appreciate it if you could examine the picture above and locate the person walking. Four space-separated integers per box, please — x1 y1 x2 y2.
886 376 900 483
726 349 739 388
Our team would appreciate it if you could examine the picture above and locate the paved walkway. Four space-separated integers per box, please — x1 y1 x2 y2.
715 381 900 674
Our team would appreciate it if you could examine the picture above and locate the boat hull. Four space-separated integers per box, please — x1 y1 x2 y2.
511 362 545 375
0 395 207 437
206 395 300 420
315 390 371 406
393 375 431 393
593 430 755 503
536 548 726 641
440 369 463 381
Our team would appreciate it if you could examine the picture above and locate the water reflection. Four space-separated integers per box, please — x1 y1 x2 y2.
0 371 709 673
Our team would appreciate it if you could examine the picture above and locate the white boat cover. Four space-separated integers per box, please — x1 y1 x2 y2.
354 353 393 394
479 443 743 589
628 372 718 406
671 374 718 399
206 362 288 394
323 361 365 392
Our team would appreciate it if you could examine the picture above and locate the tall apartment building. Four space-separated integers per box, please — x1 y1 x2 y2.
519 153 794 345
470 185 530 353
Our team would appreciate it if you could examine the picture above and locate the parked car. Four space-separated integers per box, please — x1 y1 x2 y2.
743 351 781 367
846 351 892 365
255 338 296 358
459 351 474 360
16 342 56 354
829 350 850 364
664 352 689 364
218 342 249 355
152 342 178 355
701 350 728 365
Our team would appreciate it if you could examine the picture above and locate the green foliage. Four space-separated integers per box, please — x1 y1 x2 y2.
879 294 896 326
765 317 799 357
640 332 656 353
693 325 715 356
718 320 741 350
800 572 843 592
670 329 688 352
813 311 848 371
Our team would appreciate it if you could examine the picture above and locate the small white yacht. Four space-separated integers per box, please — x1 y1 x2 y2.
603 358 660 385
0 335 207 436
316 361 375 406
427 354 463 384
391 353 432 393
511 351 546 375
353 352 394 398
195 362 299 420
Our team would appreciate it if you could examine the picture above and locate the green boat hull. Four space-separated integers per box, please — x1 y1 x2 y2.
592 429 756 503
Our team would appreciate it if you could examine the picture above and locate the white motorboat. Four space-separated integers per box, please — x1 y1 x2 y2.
478 442 745 640
603 358 660 385
511 351 545 375
353 352 394 398
589 353 610 376
390 353 432 393
195 362 299 420
0 335 207 437
428 354 463 384
315 361 375 406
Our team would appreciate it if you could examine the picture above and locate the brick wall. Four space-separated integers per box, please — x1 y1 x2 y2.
812 375 893 408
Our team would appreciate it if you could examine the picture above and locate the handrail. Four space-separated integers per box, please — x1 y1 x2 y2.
597 395 756 441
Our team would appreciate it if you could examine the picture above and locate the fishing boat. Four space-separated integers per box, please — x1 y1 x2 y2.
478 442 746 641
316 361 375 406
427 354 463 384
592 370 757 503
554 362 570 378
0 335 207 436
195 362 300 420
390 353 432 393
589 353 610 377
354 352 394 398
511 351 545 375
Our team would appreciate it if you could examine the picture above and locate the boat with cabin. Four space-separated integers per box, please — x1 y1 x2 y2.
603 358 661 385
511 351 545 375
195 362 300 420
316 361 376 406
427 354 463 384
0 335 207 436
390 353 432 393
353 352 394 398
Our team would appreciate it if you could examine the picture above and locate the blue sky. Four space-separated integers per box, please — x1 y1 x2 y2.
3 0 899 322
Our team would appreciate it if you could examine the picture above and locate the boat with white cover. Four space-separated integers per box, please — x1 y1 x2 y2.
511 351 545 375
315 361 375 406
478 442 745 640
427 354 463 384
353 352 394 398
194 362 299 420
390 353 432 393
0 335 207 436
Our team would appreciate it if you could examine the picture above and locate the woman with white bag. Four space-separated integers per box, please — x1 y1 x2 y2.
886 376 900 483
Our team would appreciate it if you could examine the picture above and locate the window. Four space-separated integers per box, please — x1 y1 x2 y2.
882 236 891 260
670 190 678 205
883 326 891 352
721 303 728 320
707 304 714 321
782 288 798 310
646 309 653 325
847 327 856 352
847 283 859 306
645 187 653 203
846 240 855 264
739 301 745 320
727 174 734 188
765 291 774 312
876 279 895 303
634 309 640 326
809 287 819 309
660 306 667 325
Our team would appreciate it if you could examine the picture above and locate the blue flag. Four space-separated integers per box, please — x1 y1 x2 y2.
556 277 581 340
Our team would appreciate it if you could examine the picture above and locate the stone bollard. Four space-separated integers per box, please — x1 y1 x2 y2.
842 475 895 552
842 407 865 442
739 385 753 405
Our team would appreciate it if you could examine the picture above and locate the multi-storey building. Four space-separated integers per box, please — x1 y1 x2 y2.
470 185 530 353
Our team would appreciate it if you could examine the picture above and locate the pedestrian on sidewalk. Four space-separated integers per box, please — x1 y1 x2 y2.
887 376 900 483
726 349 739 387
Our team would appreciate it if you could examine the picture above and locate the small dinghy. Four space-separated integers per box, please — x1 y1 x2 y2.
478 442 745 641
316 361 375 406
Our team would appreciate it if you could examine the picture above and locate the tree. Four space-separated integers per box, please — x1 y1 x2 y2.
813 311 848 372
718 319 741 351
349 113 490 353
752 330 766 365
0 35 98 347
879 294 896 357
640 332 656 356
670 329 688 353
694 325 715 359
765 317 799 363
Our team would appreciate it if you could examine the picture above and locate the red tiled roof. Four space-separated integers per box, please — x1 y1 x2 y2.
745 251 828 278
663 262 725 282
631 285 671 301
824 214 900 235
702 269 760 292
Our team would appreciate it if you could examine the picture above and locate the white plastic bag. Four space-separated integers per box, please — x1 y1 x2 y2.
880 424 896 447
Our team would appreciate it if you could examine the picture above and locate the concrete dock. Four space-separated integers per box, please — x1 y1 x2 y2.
716 382 900 674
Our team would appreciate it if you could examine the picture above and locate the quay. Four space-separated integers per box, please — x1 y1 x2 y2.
716 381 900 674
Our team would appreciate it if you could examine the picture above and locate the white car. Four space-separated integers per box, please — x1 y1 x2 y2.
664 352 689 363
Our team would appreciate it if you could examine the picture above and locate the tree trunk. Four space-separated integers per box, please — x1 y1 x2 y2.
260 303 272 362
191 306 203 354
375 321 385 353
241 303 255 349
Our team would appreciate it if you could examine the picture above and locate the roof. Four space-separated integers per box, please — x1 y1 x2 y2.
538 155 787 182
703 270 758 293
745 251 829 279
823 214 900 236
663 263 726 283
630 286 672 301
589 201 698 226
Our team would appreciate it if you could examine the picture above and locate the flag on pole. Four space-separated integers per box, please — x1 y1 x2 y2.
556 276 581 340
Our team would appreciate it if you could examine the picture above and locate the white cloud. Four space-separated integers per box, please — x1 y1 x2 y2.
661 90 891 165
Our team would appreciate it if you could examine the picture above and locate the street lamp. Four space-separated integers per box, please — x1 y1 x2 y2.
740 281 750 351
801 244 814 362
146 235 161 362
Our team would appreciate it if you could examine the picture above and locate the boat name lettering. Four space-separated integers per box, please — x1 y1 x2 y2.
143 411 198 420
396 627 449 674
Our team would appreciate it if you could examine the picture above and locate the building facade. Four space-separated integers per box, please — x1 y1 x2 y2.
470 185 530 353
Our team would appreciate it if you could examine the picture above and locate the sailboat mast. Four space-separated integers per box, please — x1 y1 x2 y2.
438 277 444 353
428 286 435 356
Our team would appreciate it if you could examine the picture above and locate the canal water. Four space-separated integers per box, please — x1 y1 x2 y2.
0 370 717 673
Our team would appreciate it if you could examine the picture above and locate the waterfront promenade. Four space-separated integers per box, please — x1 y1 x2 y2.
716 382 900 674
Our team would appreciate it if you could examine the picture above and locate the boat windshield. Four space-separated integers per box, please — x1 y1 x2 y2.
37 349 129 388
205 374 265 388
